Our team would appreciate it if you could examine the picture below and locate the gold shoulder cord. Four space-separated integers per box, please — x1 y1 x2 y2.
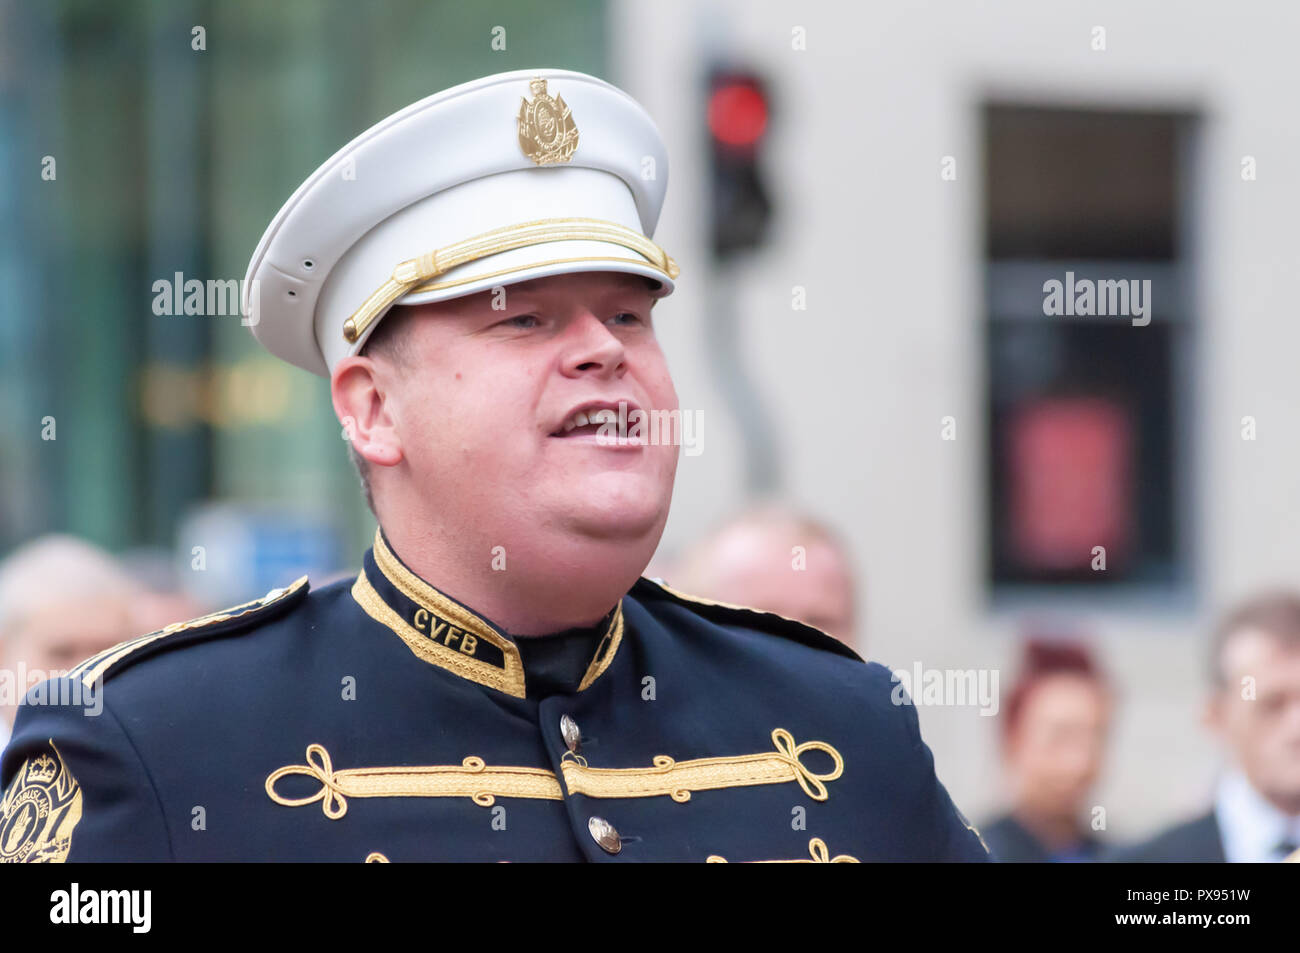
651 577 864 654
67 577 309 689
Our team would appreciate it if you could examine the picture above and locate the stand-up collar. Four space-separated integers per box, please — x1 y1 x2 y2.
350 528 624 699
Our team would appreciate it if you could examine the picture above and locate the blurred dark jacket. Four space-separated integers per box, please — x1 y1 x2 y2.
1104 812 1225 863
0 534 992 862
982 812 1106 862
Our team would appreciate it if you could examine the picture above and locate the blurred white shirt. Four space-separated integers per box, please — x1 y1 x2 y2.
1214 771 1300 862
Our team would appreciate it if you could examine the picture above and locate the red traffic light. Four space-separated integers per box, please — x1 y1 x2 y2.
707 80 768 149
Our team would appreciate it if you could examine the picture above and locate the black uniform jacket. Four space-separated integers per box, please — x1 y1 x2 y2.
1 531 990 863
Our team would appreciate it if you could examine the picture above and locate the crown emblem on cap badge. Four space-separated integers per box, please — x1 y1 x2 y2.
517 77 579 165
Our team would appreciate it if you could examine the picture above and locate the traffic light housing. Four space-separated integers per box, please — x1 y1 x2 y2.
707 70 772 260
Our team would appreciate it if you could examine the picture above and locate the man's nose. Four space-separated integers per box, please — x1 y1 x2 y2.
560 312 626 379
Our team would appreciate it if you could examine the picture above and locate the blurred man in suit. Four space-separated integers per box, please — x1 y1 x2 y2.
0 536 147 748
982 639 1113 862
667 505 859 649
1113 592 1300 862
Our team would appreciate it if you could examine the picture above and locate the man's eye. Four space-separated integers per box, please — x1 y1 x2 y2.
608 311 643 327
502 314 540 329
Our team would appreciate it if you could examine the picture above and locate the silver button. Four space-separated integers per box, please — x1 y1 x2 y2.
560 714 581 753
588 816 621 854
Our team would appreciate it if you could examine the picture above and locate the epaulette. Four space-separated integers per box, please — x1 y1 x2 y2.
65 576 311 688
630 577 863 663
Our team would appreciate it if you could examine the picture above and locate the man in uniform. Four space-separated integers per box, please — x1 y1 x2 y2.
0 69 988 862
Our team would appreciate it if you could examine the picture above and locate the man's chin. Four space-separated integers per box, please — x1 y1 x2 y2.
547 477 670 542
559 502 667 542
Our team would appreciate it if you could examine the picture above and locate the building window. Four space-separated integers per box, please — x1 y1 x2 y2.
984 105 1198 600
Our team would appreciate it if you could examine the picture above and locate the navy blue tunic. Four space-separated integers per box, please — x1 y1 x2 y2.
1 532 989 863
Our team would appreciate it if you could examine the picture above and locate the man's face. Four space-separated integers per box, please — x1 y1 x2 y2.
1006 674 1111 816
372 271 679 551
1208 629 1300 813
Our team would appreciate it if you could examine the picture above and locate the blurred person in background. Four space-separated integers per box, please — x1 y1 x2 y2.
982 639 1113 862
118 547 206 636
1112 592 1300 862
0 536 146 747
668 505 860 649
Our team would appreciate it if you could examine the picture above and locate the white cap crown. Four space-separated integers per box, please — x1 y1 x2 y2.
243 69 676 377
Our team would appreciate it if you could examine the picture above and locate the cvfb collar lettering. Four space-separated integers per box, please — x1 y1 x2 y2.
411 609 479 656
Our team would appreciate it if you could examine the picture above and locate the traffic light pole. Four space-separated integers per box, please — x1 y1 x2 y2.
705 263 781 494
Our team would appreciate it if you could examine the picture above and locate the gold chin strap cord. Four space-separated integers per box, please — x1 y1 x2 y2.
341 217 680 343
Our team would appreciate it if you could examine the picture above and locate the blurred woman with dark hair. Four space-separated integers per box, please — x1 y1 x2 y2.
982 638 1114 862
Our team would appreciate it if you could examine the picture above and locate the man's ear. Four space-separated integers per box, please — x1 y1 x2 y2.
331 356 404 468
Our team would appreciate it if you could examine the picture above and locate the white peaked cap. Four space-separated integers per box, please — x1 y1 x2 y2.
242 69 677 377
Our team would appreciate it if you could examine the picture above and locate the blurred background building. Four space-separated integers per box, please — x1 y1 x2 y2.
3 0 1299 842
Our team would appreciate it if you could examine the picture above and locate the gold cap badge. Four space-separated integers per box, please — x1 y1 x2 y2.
517 78 579 165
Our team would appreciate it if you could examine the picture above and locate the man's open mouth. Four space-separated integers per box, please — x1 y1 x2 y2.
548 400 641 439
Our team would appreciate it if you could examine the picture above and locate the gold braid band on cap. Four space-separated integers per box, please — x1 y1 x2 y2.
342 217 680 344
560 728 844 803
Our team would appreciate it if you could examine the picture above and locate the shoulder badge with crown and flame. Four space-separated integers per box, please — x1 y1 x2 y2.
0 741 83 863
517 77 579 165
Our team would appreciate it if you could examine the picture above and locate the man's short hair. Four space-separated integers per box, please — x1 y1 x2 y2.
1002 639 1107 743
0 535 140 643
675 504 854 588
1209 590 1300 688
348 306 418 515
